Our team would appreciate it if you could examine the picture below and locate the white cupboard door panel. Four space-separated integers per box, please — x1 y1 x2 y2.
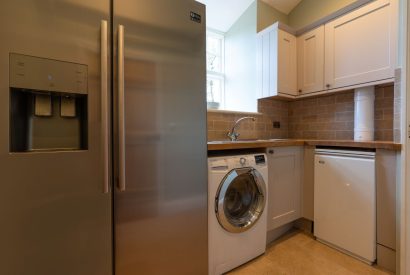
256 35 261 99
324 0 396 90
257 31 272 99
278 30 297 96
268 147 302 231
262 34 270 98
256 35 264 99
314 153 376 262
297 26 325 94
257 23 297 99
269 29 279 97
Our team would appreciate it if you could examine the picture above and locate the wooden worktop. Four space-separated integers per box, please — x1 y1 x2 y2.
207 139 402 151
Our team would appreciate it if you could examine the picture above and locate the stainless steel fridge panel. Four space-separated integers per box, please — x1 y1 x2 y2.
113 1 208 274
0 1 112 274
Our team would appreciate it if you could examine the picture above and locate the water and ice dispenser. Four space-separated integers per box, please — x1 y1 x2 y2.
9 53 88 152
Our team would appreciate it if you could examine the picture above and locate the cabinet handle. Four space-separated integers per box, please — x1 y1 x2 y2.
326 84 331 88
298 89 302 94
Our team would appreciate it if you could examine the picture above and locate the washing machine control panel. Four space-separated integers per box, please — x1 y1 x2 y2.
254 155 266 165
209 154 267 171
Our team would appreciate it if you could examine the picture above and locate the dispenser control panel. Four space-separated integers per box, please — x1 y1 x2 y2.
9 53 87 94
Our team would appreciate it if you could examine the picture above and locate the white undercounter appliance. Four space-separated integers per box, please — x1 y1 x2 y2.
314 148 376 264
208 154 268 275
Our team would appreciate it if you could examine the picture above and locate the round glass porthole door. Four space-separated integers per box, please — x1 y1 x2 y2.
215 167 266 233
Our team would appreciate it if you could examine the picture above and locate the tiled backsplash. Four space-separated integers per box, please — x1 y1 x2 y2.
289 85 394 140
376 84 395 141
288 92 355 139
207 84 394 142
394 69 402 143
207 99 288 141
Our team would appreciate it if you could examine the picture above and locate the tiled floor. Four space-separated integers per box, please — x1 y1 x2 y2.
229 231 392 275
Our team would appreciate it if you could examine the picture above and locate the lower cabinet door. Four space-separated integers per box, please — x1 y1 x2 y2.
267 146 302 230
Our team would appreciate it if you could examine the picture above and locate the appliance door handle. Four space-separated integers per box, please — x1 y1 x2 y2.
101 20 109 194
117 24 126 191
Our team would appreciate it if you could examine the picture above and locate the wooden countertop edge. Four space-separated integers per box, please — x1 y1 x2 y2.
207 139 402 151
304 140 402 150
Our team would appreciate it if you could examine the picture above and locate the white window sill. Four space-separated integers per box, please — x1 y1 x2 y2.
207 109 262 116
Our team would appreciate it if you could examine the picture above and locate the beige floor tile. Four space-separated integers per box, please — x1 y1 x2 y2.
229 231 392 275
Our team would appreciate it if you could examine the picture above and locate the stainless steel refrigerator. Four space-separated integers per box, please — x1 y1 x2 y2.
0 1 208 274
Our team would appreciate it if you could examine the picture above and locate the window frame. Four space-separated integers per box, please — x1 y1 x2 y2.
206 29 225 109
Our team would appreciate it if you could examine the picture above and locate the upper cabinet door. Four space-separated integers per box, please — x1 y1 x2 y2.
324 0 397 90
257 23 297 99
277 30 298 96
257 32 271 99
297 26 325 95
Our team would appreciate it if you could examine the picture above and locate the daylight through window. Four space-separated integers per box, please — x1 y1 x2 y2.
206 30 225 110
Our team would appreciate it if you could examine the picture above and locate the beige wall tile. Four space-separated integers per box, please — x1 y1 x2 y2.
394 68 402 143
207 98 289 141
288 86 393 141
207 85 394 141
335 131 354 140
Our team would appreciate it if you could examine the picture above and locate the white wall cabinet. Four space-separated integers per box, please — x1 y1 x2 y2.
267 146 302 231
297 26 325 95
324 0 397 90
257 0 397 99
257 23 297 99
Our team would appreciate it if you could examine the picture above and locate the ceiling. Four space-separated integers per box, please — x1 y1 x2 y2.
260 0 302 15
196 0 255 32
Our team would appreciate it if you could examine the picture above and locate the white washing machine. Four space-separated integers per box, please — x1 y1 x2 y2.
208 153 268 275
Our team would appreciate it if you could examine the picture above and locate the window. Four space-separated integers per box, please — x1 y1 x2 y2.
206 30 225 110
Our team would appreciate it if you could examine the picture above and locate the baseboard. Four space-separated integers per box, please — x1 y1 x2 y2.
294 218 313 235
376 244 396 273
266 222 295 245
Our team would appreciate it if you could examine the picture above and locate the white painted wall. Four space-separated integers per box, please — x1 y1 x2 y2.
196 0 254 32
261 0 302 15
224 1 258 112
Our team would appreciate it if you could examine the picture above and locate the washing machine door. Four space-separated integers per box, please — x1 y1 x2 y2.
215 167 266 233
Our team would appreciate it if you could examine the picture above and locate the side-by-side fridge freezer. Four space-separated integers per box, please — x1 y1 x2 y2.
0 1 208 274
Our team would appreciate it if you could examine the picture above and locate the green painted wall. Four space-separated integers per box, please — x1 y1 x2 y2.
288 0 358 29
257 0 288 32
224 1 258 112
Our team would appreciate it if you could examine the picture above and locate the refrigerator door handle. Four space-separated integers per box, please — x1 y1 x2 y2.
101 20 109 194
117 24 126 191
